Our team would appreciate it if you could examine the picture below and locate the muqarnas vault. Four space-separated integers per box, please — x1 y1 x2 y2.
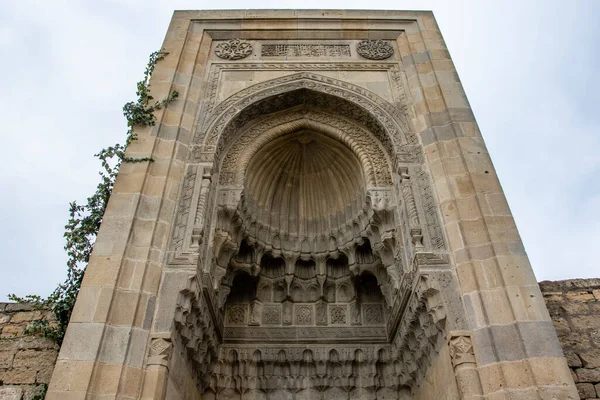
46 10 578 400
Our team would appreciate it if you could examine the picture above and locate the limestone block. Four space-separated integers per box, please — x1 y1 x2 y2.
580 349 600 369
0 387 23 400
1 325 24 339
576 368 600 383
566 291 596 303
0 368 36 384
577 383 596 399
0 350 14 368
13 349 57 369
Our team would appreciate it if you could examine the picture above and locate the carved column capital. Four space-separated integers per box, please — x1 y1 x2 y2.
448 331 476 368
147 337 172 367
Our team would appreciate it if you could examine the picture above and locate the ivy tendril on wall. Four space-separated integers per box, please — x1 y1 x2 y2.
8 50 179 345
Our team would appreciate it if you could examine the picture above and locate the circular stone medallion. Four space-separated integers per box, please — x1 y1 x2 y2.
356 39 394 60
215 39 253 60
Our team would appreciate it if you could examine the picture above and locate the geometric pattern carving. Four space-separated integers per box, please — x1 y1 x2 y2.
262 44 351 57
147 337 172 366
364 304 384 324
295 305 312 325
215 39 252 60
263 306 281 325
449 333 476 367
330 306 347 325
356 39 394 60
227 305 246 325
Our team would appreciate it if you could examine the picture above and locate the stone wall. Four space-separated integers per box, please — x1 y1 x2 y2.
0 303 58 400
540 279 600 399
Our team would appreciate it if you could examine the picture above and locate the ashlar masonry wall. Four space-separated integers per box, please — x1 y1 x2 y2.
0 304 58 400
540 279 600 399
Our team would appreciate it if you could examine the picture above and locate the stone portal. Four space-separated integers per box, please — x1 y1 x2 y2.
47 10 578 400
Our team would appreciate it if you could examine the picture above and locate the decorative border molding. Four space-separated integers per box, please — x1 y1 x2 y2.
222 326 387 341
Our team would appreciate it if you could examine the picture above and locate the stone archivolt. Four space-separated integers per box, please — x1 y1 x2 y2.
172 70 449 399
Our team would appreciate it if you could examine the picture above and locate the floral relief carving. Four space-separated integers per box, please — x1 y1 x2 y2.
357 40 394 60
215 39 253 60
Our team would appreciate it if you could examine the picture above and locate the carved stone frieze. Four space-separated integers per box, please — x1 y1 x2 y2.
222 326 386 341
215 39 252 60
210 343 400 395
262 44 351 57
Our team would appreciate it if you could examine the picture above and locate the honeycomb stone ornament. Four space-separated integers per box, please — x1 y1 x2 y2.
356 39 394 60
215 39 253 60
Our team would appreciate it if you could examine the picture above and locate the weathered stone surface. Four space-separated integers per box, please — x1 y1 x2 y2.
577 368 600 383
0 387 23 400
581 349 600 369
541 278 600 398
0 303 58 396
579 383 597 399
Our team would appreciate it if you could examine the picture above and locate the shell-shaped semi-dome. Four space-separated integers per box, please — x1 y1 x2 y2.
243 130 366 242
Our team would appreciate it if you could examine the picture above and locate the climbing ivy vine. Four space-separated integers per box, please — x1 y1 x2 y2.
8 50 178 345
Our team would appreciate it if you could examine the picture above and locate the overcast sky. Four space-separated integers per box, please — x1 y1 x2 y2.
1 1 599 301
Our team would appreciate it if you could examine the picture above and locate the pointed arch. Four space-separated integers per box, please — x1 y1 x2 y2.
192 72 415 161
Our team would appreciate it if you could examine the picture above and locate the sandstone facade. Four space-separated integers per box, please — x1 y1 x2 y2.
41 10 579 399
0 304 59 400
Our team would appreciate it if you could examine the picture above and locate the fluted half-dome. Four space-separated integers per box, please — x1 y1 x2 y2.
243 130 365 242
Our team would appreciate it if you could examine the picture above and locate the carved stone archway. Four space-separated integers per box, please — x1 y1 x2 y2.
173 71 450 400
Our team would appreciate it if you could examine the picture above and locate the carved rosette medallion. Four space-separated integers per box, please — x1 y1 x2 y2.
356 39 394 60
215 39 253 60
